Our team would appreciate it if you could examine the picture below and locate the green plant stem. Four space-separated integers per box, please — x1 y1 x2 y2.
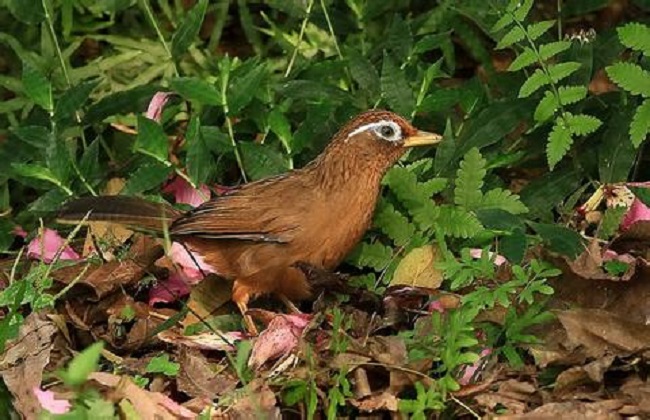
285 0 315 77
42 0 71 89
557 0 563 40
219 65 248 182
140 0 179 77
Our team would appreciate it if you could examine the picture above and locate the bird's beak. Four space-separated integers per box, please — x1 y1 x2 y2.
402 130 444 148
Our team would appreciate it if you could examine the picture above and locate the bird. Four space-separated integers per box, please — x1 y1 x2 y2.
58 110 443 334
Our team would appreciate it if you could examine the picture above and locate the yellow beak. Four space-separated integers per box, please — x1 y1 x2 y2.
402 130 444 148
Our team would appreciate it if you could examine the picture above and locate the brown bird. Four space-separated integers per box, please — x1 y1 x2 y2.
59 110 442 334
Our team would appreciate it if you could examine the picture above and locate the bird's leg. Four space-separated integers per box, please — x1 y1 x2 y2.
232 281 258 336
278 294 302 314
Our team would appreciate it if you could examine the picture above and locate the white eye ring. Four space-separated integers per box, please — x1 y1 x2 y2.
347 120 403 142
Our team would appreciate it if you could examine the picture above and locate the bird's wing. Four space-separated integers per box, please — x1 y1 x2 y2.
170 177 304 243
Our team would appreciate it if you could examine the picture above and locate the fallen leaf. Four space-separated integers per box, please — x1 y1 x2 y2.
163 176 210 208
350 392 399 412
33 387 71 415
149 273 191 305
176 348 237 399
391 245 443 289
27 228 80 263
248 314 310 370
157 329 242 351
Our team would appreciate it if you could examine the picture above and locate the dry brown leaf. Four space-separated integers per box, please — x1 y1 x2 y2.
349 392 399 412
0 312 58 418
176 348 236 399
181 274 233 326
391 245 443 290
504 399 625 419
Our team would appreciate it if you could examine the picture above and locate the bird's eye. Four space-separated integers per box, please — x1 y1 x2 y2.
379 125 395 138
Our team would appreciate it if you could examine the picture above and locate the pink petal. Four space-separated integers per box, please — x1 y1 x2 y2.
458 348 492 386
145 92 174 122
13 225 28 238
602 249 636 264
428 300 445 313
169 242 217 281
33 387 71 414
163 177 210 207
620 198 650 231
158 394 196 418
248 314 311 369
27 228 80 264
469 249 507 266
149 273 191 305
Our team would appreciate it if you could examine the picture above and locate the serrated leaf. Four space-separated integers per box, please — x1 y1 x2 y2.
228 62 267 115
123 161 173 195
11 163 68 193
539 41 572 60
513 0 534 21
186 116 214 185
617 22 650 56
547 118 574 169
374 201 415 247
630 99 650 147
22 62 52 112
171 0 208 58
455 148 486 209
348 242 393 271
492 14 513 32
348 53 381 100
519 62 581 98
530 222 583 258
436 206 483 238
558 85 588 104
496 25 525 49
134 115 170 165
381 52 414 116
527 20 556 41
534 86 588 122
239 142 288 181
606 62 650 97
268 109 293 154
170 77 221 105
565 112 602 135
54 80 99 123
479 189 528 214
508 47 537 71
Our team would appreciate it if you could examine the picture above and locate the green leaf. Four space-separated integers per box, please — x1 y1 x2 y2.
239 142 288 181
564 112 602 135
529 222 584 258
85 85 158 122
527 20 556 41
508 47 537 71
617 22 650 56
606 62 650 97
599 109 636 182
22 62 52 112
134 115 170 165
534 86 588 122
547 118 574 169
186 116 214 185
228 61 267 115
630 186 650 208
78 137 101 183
381 52 414 116
496 26 525 49
348 242 393 271
630 99 650 147
598 206 627 239
513 0 534 21
60 342 104 386
348 53 381 100
454 148 486 209
436 206 483 238
11 163 71 195
268 109 293 154
6 0 44 24
539 41 572 60
519 62 581 98
171 0 208 58
374 201 415 247
170 77 222 105
54 80 99 123
501 228 527 263
123 161 173 195
479 189 528 214
492 14 513 32
146 354 180 376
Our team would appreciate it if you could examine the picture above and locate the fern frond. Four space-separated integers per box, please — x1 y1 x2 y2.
492 14 513 32
479 189 528 214
538 41 571 61
511 0 534 21
497 26 526 49
374 201 416 247
565 113 602 136
436 206 483 238
350 242 393 271
617 22 650 56
508 47 537 71
630 99 650 147
606 62 650 97
547 119 573 169
455 148 486 209
527 20 556 41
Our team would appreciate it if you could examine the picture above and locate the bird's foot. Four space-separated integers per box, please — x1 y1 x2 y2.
278 294 303 314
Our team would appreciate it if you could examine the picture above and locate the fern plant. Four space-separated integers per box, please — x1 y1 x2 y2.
493 0 602 168
605 22 650 147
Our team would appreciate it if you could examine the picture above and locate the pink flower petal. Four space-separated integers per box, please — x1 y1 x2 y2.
33 387 71 414
428 300 445 313
149 273 191 305
169 242 217 281
13 225 28 238
163 177 210 208
27 228 80 264
248 314 311 369
145 92 174 122
458 348 492 386
469 249 507 266
620 198 650 231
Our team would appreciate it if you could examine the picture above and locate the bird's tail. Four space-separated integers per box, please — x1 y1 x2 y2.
57 196 182 234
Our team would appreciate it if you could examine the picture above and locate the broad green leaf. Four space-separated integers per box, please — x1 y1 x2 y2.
6 0 44 24
508 47 536 71
85 85 158 122
599 109 636 182
564 113 602 135
22 62 52 112
268 109 293 154
606 62 650 97
630 99 650 147
617 22 650 56
496 26 525 49
374 201 415 247
381 52 414 117
134 116 170 165
527 20 556 41
630 187 650 208
78 137 101 183
455 148 486 209
476 208 525 231
547 118 574 169
11 163 71 194
60 342 104 386
186 116 214 186
171 0 208 58
11 125 49 148
239 142 288 180
228 62 267 115
123 161 173 195
54 80 99 123
529 222 583 258
170 77 221 105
